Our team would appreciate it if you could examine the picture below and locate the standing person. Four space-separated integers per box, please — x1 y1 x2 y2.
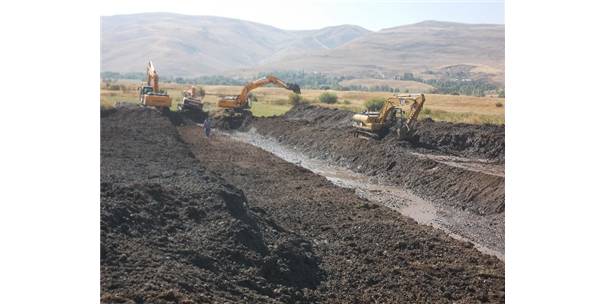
203 117 212 138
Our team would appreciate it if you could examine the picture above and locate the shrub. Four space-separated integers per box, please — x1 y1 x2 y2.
495 102 504 108
319 92 338 104
288 93 303 105
364 97 385 111
343 99 351 105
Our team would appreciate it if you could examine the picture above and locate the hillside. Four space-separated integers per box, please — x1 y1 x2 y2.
102 14 503 85
261 21 504 84
101 13 370 76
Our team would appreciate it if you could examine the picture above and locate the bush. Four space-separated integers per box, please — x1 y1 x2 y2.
343 99 351 105
364 97 385 111
495 102 503 108
319 92 338 104
288 93 303 105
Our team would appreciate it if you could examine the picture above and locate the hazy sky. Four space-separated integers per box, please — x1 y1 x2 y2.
101 0 504 31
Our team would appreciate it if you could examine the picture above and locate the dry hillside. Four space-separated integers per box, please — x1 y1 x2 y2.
102 14 504 85
101 13 369 76
263 21 504 84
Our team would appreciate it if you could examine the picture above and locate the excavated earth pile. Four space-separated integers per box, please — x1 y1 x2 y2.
179 126 505 303
101 108 323 303
248 104 505 216
102 107 504 303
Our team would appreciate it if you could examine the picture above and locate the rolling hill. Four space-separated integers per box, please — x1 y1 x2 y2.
101 14 504 84
101 13 370 76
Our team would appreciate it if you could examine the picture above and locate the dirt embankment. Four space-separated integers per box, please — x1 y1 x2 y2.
179 125 505 303
248 104 505 216
102 107 504 303
279 104 505 161
102 108 323 303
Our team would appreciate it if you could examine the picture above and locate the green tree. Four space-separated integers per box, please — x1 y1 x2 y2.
319 92 338 104
364 97 385 111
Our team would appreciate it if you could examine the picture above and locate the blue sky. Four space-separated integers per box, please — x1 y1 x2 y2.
101 0 504 31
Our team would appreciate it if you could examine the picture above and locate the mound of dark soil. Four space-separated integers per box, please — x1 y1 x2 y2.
179 125 505 303
102 107 504 303
281 103 505 160
250 104 505 216
416 118 505 161
101 107 322 303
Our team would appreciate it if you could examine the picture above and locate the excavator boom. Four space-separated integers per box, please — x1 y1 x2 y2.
218 75 300 110
140 61 171 108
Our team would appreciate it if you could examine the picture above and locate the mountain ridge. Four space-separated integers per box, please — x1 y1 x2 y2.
101 13 504 84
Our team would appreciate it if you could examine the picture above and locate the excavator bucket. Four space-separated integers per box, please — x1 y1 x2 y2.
287 83 301 94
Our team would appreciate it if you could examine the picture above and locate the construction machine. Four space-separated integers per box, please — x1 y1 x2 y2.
178 85 205 113
139 61 171 109
217 75 301 118
352 93 425 140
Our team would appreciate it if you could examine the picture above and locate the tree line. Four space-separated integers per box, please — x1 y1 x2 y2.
101 70 503 97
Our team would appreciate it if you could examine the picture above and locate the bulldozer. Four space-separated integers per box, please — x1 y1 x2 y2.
352 93 425 140
139 61 171 109
217 75 301 119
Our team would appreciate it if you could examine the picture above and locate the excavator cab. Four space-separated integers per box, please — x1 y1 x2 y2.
139 86 154 97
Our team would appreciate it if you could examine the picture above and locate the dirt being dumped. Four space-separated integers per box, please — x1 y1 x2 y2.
102 107 504 303
248 104 505 217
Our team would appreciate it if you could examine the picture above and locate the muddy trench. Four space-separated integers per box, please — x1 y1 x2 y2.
101 107 505 303
225 129 504 259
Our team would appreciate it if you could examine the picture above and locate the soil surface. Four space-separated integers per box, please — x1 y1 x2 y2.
101 107 504 303
225 130 505 259
247 104 505 217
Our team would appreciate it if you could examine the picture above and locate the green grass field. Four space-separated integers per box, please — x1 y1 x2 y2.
101 81 505 125
250 103 292 117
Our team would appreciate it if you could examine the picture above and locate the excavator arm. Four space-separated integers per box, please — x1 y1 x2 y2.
139 61 171 108
352 93 425 140
218 75 301 109
382 94 425 128
147 61 160 93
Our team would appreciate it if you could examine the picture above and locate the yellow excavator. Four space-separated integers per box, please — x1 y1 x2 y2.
178 85 205 113
138 61 171 108
352 93 425 140
218 75 301 118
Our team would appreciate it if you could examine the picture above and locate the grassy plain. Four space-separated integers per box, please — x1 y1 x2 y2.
100 81 505 123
